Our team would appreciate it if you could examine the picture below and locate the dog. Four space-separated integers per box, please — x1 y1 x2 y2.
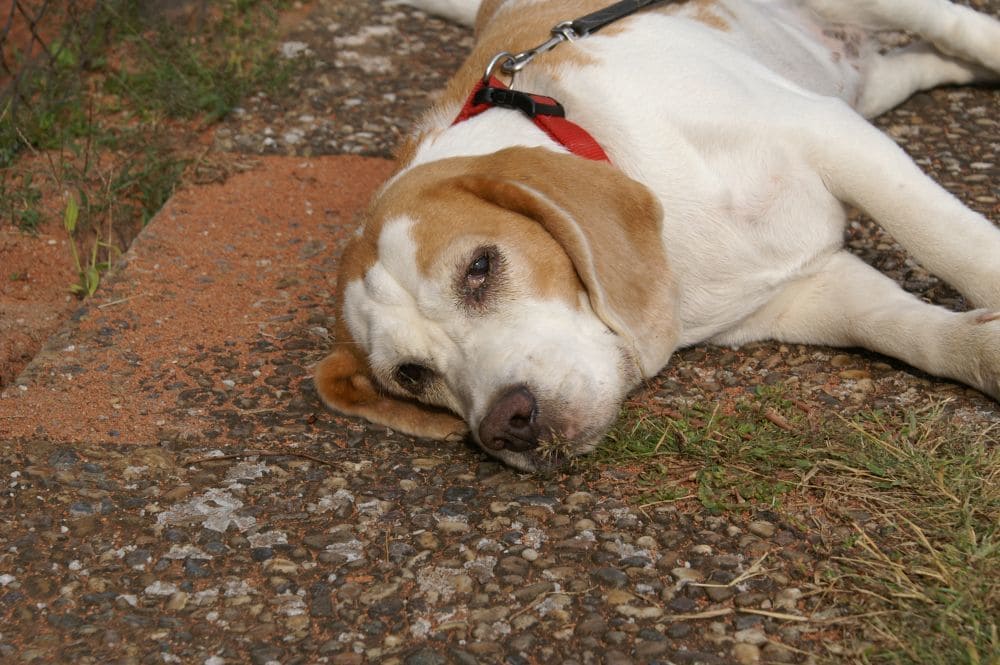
314 0 1000 472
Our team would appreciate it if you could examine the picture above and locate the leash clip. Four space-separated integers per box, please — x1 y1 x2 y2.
482 20 579 84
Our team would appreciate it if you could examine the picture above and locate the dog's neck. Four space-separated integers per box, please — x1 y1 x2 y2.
391 106 570 185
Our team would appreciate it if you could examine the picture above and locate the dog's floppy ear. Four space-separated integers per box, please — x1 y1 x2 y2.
456 147 680 376
314 345 468 441
314 233 468 441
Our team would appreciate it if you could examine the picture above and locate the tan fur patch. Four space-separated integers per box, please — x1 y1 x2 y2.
357 154 583 307
314 348 467 440
657 0 732 32
367 147 681 376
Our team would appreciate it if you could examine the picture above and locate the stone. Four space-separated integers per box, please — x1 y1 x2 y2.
775 588 802 611
575 615 607 636
762 643 795 663
734 627 768 645
748 521 776 538
732 643 761 665
634 640 670 659
602 649 633 665
671 567 704 583
667 622 692 638
165 592 189 611
616 604 664 619
591 567 629 588
705 585 735 602
603 589 635 605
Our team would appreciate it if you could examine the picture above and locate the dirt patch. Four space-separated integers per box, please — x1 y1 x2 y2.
0 221 77 389
0 155 394 444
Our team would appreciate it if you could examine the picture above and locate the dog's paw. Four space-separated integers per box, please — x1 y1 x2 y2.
964 310 1000 401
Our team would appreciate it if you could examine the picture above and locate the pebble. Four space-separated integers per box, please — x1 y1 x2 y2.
602 649 633 665
634 639 670 659
591 567 629 588
775 588 803 611
575 615 607 636
671 567 705 583
762 643 796 663
748 521 776 538
603 589 635 605
436 518 470 534
264 558 299 575
705 585 735 602
734 627 768 645
166 592 189 611
732 643 761 664
564 491 595 510
615 604 664 619
667 622 692 638
404 647 447 665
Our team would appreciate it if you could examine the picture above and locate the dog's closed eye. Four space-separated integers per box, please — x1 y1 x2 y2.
394 363 434 394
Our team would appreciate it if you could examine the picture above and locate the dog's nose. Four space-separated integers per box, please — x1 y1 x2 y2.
479 387 539 452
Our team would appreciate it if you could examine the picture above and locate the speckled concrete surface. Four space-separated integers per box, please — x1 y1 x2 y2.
0 0 998 663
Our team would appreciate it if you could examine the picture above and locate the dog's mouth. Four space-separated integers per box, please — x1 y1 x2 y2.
474 420 606 474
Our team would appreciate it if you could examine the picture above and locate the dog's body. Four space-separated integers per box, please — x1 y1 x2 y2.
316 0 1000 471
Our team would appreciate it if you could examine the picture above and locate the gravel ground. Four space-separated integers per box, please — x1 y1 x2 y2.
0 436 835 665
215 0 473 158
1 0 998 663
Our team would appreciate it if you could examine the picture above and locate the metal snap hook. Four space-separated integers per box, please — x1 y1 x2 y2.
483 51 518 84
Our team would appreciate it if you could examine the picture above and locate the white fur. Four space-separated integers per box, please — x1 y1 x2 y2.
345 216 635 463
354 0 1000 469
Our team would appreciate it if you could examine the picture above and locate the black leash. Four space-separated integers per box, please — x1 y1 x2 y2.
570 0 670 37
459 0 676 162
486 0 674 82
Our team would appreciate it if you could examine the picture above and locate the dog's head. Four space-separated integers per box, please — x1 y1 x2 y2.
315 147 680 471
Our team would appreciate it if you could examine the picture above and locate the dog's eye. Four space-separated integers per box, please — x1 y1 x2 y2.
467 252 491 288
394 363 433 393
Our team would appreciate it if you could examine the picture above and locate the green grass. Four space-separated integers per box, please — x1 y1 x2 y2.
593 388 998 664
102 1 296 123
1 0 300 294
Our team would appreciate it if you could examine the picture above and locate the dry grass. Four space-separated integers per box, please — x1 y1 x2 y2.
593 389 999 664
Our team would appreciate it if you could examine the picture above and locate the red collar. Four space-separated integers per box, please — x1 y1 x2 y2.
451 76 610 162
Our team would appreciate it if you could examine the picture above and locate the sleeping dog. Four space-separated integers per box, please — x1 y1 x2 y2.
315 0 1000 472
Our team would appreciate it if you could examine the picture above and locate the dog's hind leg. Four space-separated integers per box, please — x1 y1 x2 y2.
802 0 1000 71
856 42 997 118
719 251 1000 401
402 0 483 26
790 101 1000 310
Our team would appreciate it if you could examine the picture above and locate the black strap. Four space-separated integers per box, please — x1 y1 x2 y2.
569 0 669 37
473 84 566 118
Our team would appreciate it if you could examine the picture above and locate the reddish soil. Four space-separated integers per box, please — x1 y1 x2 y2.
0 155 393 443
0 221 78 389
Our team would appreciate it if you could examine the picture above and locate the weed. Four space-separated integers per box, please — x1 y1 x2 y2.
62 191 117 297
596 387 815 511
1 0 298 296
103 1 297 123
593 392 998 664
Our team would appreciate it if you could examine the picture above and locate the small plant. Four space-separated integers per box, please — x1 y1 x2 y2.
63 192 117 297
2 0 298 297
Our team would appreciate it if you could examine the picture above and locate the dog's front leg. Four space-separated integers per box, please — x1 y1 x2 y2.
719 251 1000 401
798 103 1000 310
